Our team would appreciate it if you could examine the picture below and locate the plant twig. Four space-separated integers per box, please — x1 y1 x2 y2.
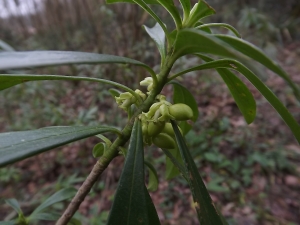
55 156 111 225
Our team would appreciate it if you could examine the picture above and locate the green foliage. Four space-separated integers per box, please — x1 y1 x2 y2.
0 0 299 224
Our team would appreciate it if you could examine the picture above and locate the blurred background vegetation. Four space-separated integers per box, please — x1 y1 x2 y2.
0 0 300 224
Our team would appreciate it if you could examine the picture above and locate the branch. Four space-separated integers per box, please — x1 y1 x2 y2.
55 156 111 225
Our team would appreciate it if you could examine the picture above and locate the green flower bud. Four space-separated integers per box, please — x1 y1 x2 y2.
169 103 193 121
162 122 183 136
147 121 165 137
140 77 153 91
152 133 176 149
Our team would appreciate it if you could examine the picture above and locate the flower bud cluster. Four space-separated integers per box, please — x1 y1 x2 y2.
115 89 146 111
114 76 193 149
140 95 193 149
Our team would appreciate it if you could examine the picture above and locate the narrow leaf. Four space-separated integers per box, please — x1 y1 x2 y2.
171 120 225 225
170 59 300 143
133 0 169 40
179 0 191 21
173 29 236 59
144 186 160 224
196 54 256 124
0 125 120 167
107 119 160 225
173 29 300 101
31 188 76 215
144 161 159 192
31 187 76 216
29 212 60 221
0 75 139 100
214 34 300 100
0 40 15 52
184 0 215 27
197 23 241 38
144 23 166 61
157 0 182 29
0 51 155 76
4 199 22 214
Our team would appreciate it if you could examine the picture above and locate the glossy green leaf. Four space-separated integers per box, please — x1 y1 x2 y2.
157 0 182 29
29 212 60 221
171 120 226 225
196 54 256 124
107 119 160 225
132 0 169 40
0 221 17 225
173 29 300 101
214 34 300 100
173 29 235 59
184 0 215 27
144 161 159 192
144 23 166 61
4 199 22 214
0 51 155 76
106 0 158 4
0 74 140 101
0 125 120 167
170 59 300 143
92 143 106 158
144 186 161 225
197 23 241 38
164 147 184 180
179 0 191 21
0 40 15 52
31 188 76 215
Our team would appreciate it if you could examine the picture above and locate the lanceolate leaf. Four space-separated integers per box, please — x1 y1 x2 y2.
170 59 300 143
107 120 160 225
157 0 182 29
0 40 15 52
196 54 256 124
0 51 155 76
179 0 191 21
132 0 169 40
184 0 215 27
0 74 140 101
4 199 22 214
144 23 166 62
173 29 235 59
0 126 121 167
197 23 241 38
171 120 226 225
173 29 300 101
29 212 60 221
31 188 76 216
214 34 300 100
